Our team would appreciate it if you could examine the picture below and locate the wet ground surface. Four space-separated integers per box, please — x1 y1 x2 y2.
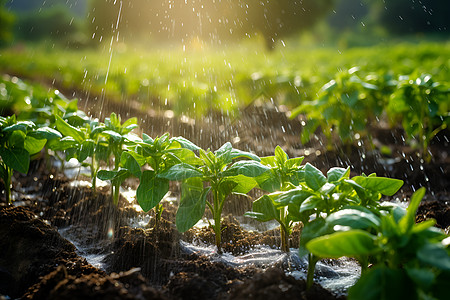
1 97 449 299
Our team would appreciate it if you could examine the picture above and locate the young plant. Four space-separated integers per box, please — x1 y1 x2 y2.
51 115 108 193
133 133 201 227
245 146 305 252
387 73 450 161
245 162 403 288
97 112 140 205
0 115 61 203
290 67 381 148
306 187 450 300
159 142 269 253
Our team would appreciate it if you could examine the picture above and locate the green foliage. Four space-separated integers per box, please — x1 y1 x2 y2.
387 73 450 161
306 188 450 299
0 115 60 203
159 142 268 253
291 67 382 145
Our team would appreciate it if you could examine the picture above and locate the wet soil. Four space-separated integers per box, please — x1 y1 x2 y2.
0 93 449 299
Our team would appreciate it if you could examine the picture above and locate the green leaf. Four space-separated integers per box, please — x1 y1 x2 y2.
0 148 29 173
230 148 260 161
103 130 123 142
274 145 288 165
170 136 200 151
24 136 46 155
255 170 281 193
97 170 118 181
399 187 425 233
417 243 450 272
78 139 95 162
285 157 304 169
47 136 78 151
247 194 280 222
158 163 202 181
300 195 322 213
305 163 326 191
55 115 84 143
9 130 25 148
222 174 257 194
176 178 210 232
348 267 416 300
167 148 202 165
28 127 62 140
222 160 270 177
326 208 381 230
274 188 312 207
299 218 329 257
354 176 404 196
327 167 350 182
307 230 377 259
120 152 141 178
136 170 170 212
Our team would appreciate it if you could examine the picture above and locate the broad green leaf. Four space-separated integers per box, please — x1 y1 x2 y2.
167 148 202 165
142 133 154 144
405 268 435 290
170 136 200 151
47 136 77 151
3 121 34 133
306 230 377 258
158 163 202 181
28 127 62 140
97 170 118 181
274 146 288 165
255 170 281 193
348 267 416 300
176 178 210 232
247 195 279 222
222 160 269 177
120 152 141 178
300 195 322 213
399 187 425 233
103 130 123 142
230 148 260 161
9 130 25 148
354 176 403 196
274 188 312 207
0 148 29 173
305 163 326 191
215 142 232 160
260 156 277 167
299 218 329 257
122 117 138 128
327 167 350 182
226 174 257 194
24 136 46 154
55 115 84 143
417 243 450 272
78 140 95 162
136 170 170 212
285 157 304 169
326 208 381 230
111 169 132 186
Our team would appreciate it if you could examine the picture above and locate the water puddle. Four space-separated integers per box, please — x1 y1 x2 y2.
180 241 360 295
58 227 108 270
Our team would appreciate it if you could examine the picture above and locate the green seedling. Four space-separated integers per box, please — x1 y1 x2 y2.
388 73 450 161
245 146 305 252
307 187 450 300
97 112 140 205
290 67 381 148
246 162 403 288
0 115 61 203
51 115 108 193
159 142 269 253
133 133 201 227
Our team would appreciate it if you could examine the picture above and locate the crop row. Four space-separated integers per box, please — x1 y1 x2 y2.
1 76 449 299
1 43 449 159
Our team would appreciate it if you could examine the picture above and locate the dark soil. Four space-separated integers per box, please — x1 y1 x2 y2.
0 91 449 299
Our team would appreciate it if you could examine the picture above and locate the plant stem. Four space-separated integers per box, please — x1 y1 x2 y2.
5 166 12 204
213 188 222 254
280 208 290 252
306 253 319 290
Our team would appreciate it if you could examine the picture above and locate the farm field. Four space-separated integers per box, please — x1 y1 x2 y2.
0 3 450 298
